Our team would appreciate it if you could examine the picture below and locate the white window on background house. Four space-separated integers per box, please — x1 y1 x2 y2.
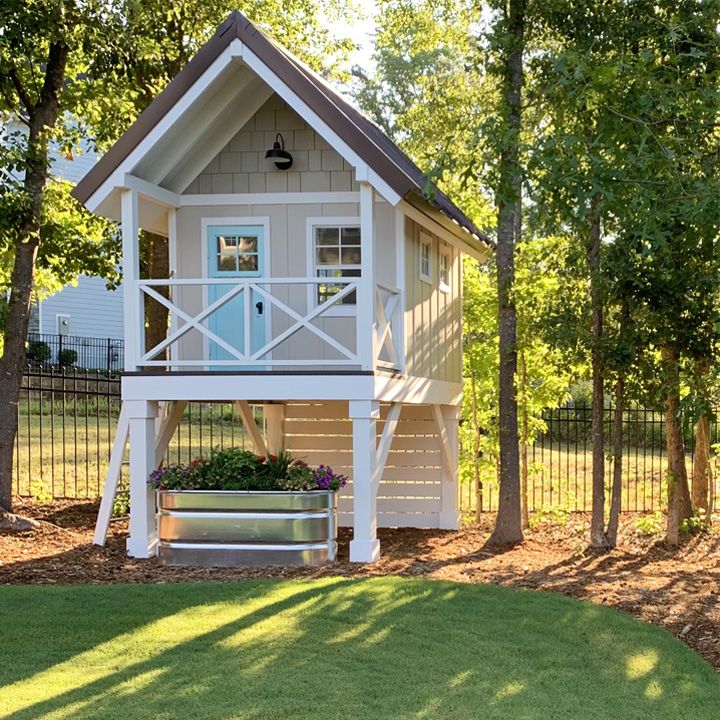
419 235 432 283
439 249 451 293
312 224 361 308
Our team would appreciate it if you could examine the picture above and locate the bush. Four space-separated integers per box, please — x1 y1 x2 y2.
58 348 78 366
148 448 347 492
27 341 52 362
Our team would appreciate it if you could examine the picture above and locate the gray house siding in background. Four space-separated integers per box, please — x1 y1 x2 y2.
39 276 124 339
2 119 126 345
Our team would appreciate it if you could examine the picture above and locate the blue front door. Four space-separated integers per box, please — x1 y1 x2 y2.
207 225 266 366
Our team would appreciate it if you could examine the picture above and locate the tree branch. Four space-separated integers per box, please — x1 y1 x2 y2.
7 63 35 117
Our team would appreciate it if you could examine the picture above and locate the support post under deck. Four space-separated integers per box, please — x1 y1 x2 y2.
349 399 380 562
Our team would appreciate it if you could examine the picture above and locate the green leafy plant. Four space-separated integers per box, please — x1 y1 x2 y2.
148 448 347 492
26 341 52 363
58 349 78 367
635 512 664 537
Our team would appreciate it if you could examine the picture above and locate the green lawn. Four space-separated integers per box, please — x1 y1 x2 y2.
1 578 718 719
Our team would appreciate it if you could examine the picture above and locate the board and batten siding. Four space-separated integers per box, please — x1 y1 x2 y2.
40 276 124 340
183 94 359 195
403 218 462 383
284 401 448 528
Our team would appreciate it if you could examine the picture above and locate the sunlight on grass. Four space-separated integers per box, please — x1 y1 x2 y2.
0 578 718 720
626 649 659 679
494 681 525 701
1 580 322 716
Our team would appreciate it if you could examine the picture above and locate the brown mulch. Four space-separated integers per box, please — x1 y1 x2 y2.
2 499 720 672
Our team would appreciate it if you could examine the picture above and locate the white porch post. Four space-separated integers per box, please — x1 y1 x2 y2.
438 404 461 529
358 183 377 370
126 399 159 558
349 399 380 562
265 403 285 455
120 189 141 371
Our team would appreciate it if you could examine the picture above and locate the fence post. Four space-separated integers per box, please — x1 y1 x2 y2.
107 338 112 374
57 333 63 366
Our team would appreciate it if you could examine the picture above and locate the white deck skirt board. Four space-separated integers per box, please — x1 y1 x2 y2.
120 373 461 405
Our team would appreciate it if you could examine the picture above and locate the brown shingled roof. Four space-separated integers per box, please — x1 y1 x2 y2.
72 11 492 250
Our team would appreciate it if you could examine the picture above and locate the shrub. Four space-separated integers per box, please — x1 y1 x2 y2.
58 348 78 366
148 448 347 492
27 341 52 362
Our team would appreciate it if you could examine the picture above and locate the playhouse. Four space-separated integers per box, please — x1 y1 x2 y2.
72 12 492 563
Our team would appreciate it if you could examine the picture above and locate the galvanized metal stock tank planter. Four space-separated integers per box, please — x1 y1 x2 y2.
157 490 337 567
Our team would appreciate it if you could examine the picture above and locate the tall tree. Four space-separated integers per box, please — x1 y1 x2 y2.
0 0 117 517
487 0 525 545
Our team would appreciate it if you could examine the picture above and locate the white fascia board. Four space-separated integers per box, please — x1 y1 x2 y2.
240 46 402 206
121 373 378 402
84 41 241 214
121 371 461 405
399 199 489 262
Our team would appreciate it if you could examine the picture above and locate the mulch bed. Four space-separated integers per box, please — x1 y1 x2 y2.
2 498 719 672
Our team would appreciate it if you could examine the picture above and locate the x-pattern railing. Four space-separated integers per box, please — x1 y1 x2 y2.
375 282 401 370
136 277 360 368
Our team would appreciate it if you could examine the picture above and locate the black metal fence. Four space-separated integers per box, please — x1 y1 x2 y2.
27 333 124 373
459 405 720 515
13 368 719 514
13 366 254 501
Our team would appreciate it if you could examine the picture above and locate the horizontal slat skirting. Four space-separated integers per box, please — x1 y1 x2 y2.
338 512 440 529
286 435 440 452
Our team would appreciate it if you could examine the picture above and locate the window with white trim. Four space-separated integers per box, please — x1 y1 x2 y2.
419 236 432 283
313 225 361 305
439 250 451 292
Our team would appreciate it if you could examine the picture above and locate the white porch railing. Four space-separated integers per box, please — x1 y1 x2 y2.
374 282 402 371
132 277 403 372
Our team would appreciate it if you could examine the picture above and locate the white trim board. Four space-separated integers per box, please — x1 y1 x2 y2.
121 372 462 405
181 192 360 206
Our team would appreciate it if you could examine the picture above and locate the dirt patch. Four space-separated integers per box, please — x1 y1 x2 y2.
2 499 719 671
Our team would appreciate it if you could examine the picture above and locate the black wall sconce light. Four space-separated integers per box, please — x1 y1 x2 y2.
265 133 293 170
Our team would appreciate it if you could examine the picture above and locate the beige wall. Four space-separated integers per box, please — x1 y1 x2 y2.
183 94 359 195
403 218 463 383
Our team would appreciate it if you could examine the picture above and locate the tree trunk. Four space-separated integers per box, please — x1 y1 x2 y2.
470 370 483 521
142 231 170 363
489 0 525 546
606 376 624 547
663 345 693 544
691 360 711 512
520 349 530 528
587 196 607 548
693 414 711 512
0 42 68 513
